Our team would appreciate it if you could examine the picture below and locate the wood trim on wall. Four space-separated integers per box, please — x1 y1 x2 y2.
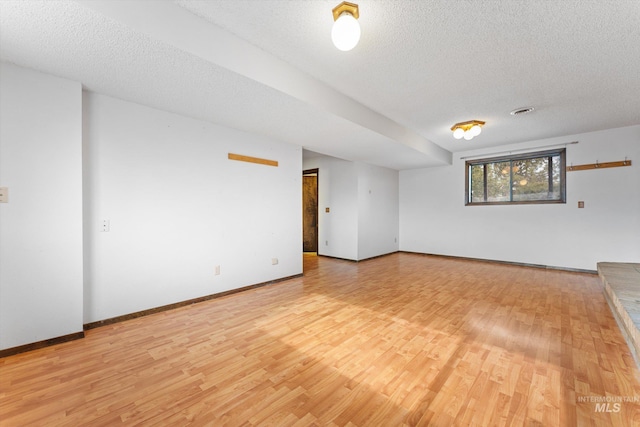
0 331 85 358
1 274 302 358
84 273 302 330
1 251 595 358
303 168 319 175
567 159 632 172
400 251 597 274
318 251 400 263
228 153 278 167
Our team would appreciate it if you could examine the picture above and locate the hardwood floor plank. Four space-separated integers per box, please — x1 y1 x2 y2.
2 253 640 426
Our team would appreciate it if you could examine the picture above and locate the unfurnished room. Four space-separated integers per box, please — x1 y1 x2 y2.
1 1 639 426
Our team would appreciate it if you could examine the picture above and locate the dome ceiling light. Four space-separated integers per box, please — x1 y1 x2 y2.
451 120 485 141
331 2 360 51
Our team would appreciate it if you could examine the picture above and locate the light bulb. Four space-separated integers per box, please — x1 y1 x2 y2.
470 124 482 136
463 130 474 140
332 12 360 51
453 127 465 139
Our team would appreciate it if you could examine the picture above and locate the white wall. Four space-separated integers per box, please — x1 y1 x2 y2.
356 162 399 260
303 155 399 261
400 125 640 271
304 155 358 260
84 93 302 323
4 63 635 352
0 62 83 350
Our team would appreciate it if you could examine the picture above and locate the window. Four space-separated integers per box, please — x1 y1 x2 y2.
465 148 566 205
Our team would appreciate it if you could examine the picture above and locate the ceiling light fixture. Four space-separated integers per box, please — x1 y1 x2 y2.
331 2 360 51
451 120 485 140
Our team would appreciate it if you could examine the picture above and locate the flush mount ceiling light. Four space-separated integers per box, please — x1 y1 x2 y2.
331 2 360 51
451 120 485 140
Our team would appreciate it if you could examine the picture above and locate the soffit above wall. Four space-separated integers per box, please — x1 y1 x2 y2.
1 1 639 169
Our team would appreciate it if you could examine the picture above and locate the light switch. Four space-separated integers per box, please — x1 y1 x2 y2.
0 187 8 203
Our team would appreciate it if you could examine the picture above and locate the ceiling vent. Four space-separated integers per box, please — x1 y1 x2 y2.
510 107 535 116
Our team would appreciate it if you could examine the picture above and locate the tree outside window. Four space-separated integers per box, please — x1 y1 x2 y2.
465 149 566 205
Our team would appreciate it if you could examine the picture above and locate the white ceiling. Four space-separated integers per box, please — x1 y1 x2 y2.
1 0 639 170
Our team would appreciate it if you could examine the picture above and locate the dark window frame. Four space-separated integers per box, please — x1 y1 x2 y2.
465 148 566 206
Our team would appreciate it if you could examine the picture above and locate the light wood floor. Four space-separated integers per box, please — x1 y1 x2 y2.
2 253 640 426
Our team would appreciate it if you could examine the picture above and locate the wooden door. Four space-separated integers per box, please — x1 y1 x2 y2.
302 174 318 252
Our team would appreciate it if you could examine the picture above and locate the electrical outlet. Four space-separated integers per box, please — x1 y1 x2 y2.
101 219 110 232
271 258 278 265
215 265 220 275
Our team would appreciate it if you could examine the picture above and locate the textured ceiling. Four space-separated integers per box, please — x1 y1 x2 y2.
1 0 639 170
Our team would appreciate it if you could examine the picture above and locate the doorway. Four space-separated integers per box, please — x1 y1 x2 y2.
302 169 318 253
